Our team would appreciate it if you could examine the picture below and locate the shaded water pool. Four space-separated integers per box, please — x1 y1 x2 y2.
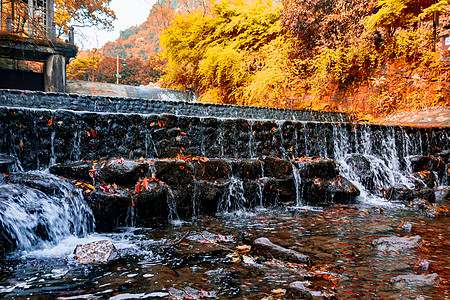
1 200 448 300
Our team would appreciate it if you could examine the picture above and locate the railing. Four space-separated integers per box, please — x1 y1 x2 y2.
0 0 73 43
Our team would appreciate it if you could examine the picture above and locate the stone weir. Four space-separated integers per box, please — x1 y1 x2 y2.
0 91 449 236
0 89 349 122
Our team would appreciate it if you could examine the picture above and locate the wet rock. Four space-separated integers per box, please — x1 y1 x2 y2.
409 155 446 179
49 161 92 181
195 180 228 215
373 235 421 252
436 187 450 201
390 273 440 288
343 154 375 191
168 287 217 299
386 185 435 203
133 181 172 227
74 240 119 264
0 154 16 174
434 150 450 164
85 189 131 232
301 176 360 205
6 171 71 197
153 160 195 218
293 158 339 179
250 237 310 265
412 171 437 189
96 158 149 185
285 281 313 300
229 159 262 180
325 176 360 203
410 198 432 210
191 158 229 180
174 232 226 257
263 156 293 178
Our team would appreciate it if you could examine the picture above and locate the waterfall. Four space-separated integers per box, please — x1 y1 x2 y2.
0 171 94 252
332 124 419 202
249 121 255 158
291 162 302 206
50 130 56 166
218 177 247 213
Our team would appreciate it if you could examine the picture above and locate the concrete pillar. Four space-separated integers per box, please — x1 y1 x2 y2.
44 55 66 93
46 0 54 40
28 0 34 38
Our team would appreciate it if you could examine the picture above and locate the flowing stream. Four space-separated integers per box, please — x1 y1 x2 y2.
0 120 448 299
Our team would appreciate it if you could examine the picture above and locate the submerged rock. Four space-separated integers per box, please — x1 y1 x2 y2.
250 237 310 265
74 240 119 264
285 281 313 300
373 235 422 253
390 273 440 288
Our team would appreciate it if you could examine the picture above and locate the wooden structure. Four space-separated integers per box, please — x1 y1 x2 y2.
0 0 77 92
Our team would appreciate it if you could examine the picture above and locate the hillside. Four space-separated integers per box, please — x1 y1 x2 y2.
101 0 208 60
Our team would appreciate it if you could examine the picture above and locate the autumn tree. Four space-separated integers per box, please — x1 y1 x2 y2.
281 0 378 53
54 0 116 37
160 0 286 104
364 0 449 36
68 51 166 86
66 50 101 82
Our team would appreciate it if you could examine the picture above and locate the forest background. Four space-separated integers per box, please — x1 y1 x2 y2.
66 0 450 121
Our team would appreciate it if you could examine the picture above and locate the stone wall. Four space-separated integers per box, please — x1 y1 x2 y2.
0 105 448 171
0 89 349 122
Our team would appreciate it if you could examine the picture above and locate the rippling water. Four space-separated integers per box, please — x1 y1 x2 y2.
1 201 448 300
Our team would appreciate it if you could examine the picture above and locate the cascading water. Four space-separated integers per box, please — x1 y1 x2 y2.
291 163 302 206
0 171 94 252
220 177 247 212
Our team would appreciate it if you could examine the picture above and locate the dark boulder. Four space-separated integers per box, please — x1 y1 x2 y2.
6 171 70 197
191 158 229 181
133 181 172 227
386 185 435 203
344 154 375 191
85 189 131 232
263 156 293 178
96 158 149 185
229 159 263 180
250 237 310 265
409 155 446 179
49 161 92 181
435 150 450 164
194 180 228 215
301 176 360 205
293 157 339 179
0 154 17 174
412 171 437 189
154 160 195 218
